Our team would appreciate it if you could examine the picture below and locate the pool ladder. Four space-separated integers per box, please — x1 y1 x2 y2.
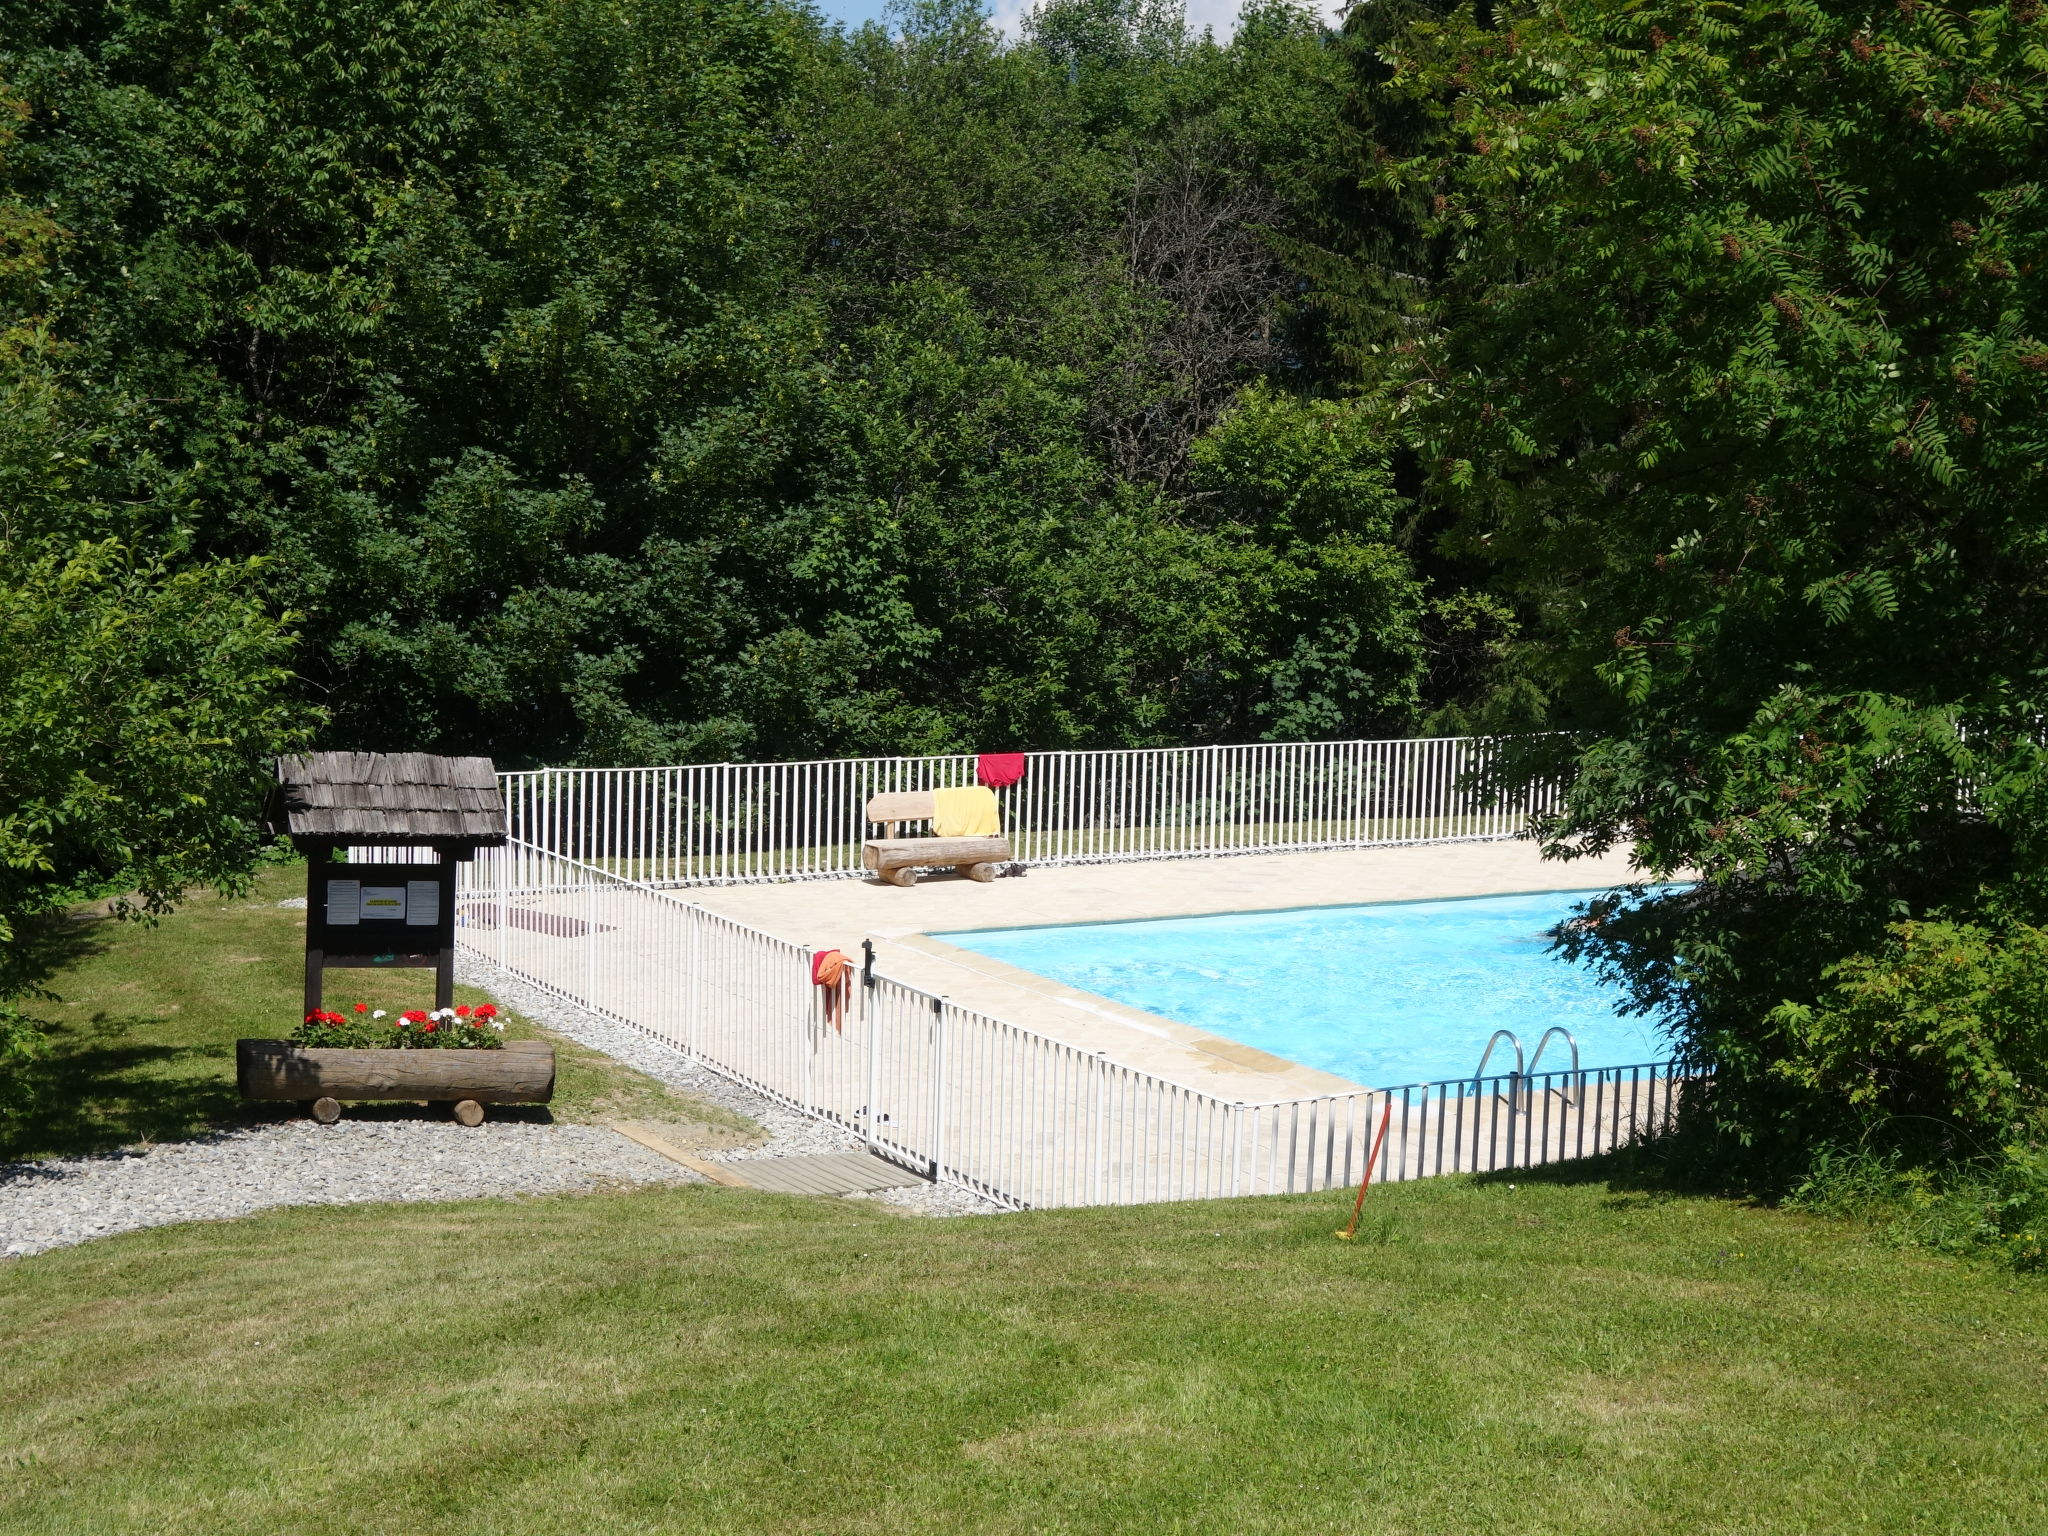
1471 1027 1582 1105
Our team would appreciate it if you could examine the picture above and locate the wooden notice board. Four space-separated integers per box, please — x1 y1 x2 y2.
303 849 459 1013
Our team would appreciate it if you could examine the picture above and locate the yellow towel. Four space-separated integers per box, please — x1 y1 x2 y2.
931 785 1000 837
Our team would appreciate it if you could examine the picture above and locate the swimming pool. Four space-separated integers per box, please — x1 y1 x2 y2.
935 889 1670 1089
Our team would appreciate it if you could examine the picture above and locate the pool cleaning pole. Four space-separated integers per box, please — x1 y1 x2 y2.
1335 1099 1395 1242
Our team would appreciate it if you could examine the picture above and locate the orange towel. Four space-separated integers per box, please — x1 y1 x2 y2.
812 949 848 1029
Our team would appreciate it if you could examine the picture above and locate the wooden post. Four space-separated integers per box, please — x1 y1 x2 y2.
434 850 457 1011
303 843 331 1018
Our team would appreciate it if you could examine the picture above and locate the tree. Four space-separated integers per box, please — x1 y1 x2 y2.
0 96 305 1116
1369 0 2048 1166
4 0 1423 764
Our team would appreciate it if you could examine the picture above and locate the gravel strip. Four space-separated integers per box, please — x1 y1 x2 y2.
455 953 1008 1220
1 1119 690 1260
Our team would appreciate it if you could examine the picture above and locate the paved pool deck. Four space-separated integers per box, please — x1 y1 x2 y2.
689 840 1646 1102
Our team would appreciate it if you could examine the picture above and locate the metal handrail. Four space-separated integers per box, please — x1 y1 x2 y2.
1471 1029 1523 1084
1527 1026 1581 1105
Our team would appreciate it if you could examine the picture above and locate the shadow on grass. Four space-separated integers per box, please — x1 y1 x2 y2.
5 912 230 1162
4 907 108 999
3 908 270 1162
3 1023 265 1161
1467 1133 1763 1211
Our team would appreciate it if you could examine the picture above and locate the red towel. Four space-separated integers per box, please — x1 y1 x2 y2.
812 949 848 1029
977 752 1026 788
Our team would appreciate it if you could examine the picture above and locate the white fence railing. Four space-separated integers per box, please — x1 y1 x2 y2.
455 840 1679 1210
498 736 1556 885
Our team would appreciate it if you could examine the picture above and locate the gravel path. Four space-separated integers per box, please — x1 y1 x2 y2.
0 951 1002 1261
1 1119 689 1260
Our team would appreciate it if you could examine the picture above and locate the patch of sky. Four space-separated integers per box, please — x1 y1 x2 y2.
804 0 1341 42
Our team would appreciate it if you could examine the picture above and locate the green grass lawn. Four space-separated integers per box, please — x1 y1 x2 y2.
2 861 752 1161
2 1172 2044 1535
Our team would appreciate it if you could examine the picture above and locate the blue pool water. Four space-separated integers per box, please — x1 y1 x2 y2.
936 890 1670 1089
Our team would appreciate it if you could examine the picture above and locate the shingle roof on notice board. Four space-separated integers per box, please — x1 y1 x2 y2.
270 752 507 844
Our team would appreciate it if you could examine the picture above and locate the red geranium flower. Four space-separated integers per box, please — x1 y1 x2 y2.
455 1005 471 1018
354 1002 369 1013
423 1021 437 1032
474 1004 497 1020
402 1009 429 1024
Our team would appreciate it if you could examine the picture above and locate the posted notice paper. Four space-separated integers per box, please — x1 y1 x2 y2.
359 886 407 922
325 879 361 926
406 879 440 927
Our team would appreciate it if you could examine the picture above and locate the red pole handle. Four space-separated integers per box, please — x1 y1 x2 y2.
1338 1098 1395 1241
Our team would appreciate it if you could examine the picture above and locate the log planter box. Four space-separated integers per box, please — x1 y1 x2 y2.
237 1039 555 1126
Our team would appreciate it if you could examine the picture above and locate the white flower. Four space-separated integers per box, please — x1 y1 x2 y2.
372 1010 386 1020
491 1021 505 1031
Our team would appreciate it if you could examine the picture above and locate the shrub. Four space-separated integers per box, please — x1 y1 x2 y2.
1787 1141 2048 1274
1769 920 2048 1150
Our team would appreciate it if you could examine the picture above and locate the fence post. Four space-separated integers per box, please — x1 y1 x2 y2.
1505 1070 1521 1170
803 985 816 1115
1230 1103 1245 1198
1286 1101 1300 1194
685 904 701 1065
1087 1051 1111 1205
928 996 948 1181
863 963 880 1152
583 875 597 1010
494 843 508 972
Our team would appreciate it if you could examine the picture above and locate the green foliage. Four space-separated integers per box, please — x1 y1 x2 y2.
1366 0 2048 1170
0 1005 39 1123
0 83 306 1121
0 537 301 947
1771 919 2048 1144
1189 383 1424 737
1787 1140 2048 1273
1 0 1425 764
1287 0 1475 374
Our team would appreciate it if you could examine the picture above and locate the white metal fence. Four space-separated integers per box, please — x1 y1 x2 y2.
498 736 1559 886
454 839 1679 1210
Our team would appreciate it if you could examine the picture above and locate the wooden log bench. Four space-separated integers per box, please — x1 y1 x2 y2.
862 790 1011 888
237 1038 555 1126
